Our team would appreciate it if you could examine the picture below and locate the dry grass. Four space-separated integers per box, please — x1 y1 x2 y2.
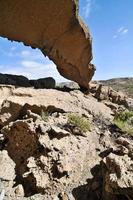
68 113 90 132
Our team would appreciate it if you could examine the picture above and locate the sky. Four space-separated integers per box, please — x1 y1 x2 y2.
0 0 133 82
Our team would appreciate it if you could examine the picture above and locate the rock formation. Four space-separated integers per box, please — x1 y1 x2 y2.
0 84 133 200
89 81 131 109
0 73 56 89
0 1 132 198
99 77 133 99
30 77 56 89
0 0 95 88
0 73 31 87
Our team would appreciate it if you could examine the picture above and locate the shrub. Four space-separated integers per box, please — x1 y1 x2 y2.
114 111 133 135
40 110 49 122
68 113 90 132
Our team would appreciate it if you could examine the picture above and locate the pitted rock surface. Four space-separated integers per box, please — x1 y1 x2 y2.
0 85 132 200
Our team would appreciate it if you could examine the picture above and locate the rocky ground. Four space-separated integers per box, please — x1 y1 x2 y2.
99 77 133 99
0 84 133 200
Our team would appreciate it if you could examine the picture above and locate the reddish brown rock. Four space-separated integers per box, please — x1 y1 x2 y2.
0 0 95 88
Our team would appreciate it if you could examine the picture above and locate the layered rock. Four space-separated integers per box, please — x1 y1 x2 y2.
0 0 95 88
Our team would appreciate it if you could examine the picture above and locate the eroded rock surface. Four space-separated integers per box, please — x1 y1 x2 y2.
0 87 113 127
89 81 131 109
0 86 132 200
103 137 133 200
0 0 95 88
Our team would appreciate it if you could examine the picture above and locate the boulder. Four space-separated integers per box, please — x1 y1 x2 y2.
102 137 133 200
0 73 30 87
89 82 131 109
125 98 133 111
0 85 15 107
30 77 56 89
0 150 16 181
57 81 80 90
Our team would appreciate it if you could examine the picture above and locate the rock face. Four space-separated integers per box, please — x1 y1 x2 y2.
0 73 56 89
89 81 131 109
0 73 30 87
0 86 113 127
103 137 133 200
0 86 106 199
30 77 56 89
99 77 133 99
0 85 133 200
0 0 95 88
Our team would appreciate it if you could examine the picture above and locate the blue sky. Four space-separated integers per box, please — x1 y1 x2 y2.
0 0 133 81
80 0 133 80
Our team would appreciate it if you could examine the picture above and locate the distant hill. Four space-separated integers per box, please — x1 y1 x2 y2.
99 77 133 98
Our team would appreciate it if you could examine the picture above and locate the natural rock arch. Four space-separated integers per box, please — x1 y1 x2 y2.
0 0 95 88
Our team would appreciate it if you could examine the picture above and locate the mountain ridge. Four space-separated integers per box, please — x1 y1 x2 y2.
99 77 133 98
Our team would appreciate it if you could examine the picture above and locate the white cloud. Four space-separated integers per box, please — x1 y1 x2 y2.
20 60 57 78
117 26 124 33
113 26 129 39
0 37 69 82
21 60 46 69
82 0 94 18
0 60 68 82
10 46 17 51
21 50 31 57
1 45 44 61
122 29 128 35
20 49 44 60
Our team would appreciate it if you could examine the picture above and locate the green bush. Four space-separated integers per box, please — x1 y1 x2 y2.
68 113 90 132
114 111 133 135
